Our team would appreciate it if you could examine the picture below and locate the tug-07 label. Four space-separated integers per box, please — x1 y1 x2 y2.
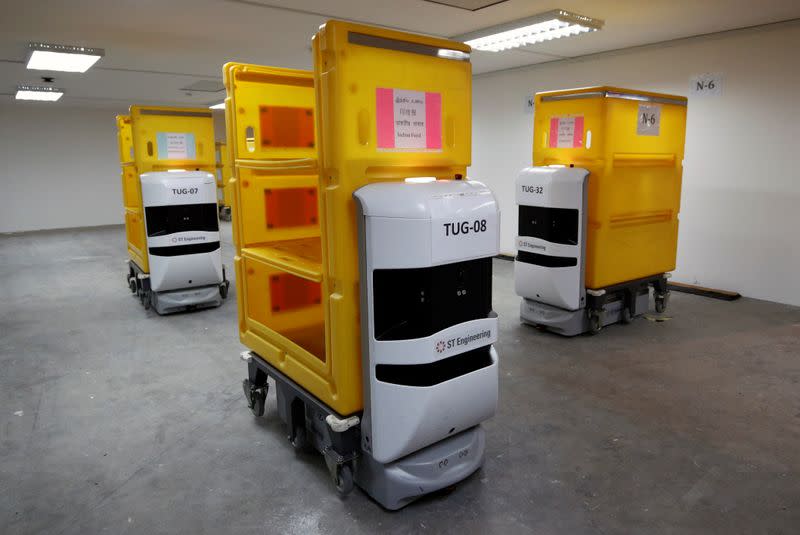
171 187 199 195
442 219 488 237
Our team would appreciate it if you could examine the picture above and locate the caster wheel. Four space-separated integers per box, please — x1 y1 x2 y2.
140 291 151 310
242 379 267 417
290 425 307 451
588 311 602 335
219 283 228 299
620 307 633 324
334 464 354 496
129 278 137 293
655 293 669 313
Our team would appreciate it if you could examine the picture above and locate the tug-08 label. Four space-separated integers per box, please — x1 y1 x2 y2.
429 192 498 264
442 219 487 237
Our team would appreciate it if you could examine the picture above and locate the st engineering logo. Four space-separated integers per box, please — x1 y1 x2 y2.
435 330 491 353
518 238 545 251
171 236 206 243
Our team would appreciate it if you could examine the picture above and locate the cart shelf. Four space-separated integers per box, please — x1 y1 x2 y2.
241 238 323 283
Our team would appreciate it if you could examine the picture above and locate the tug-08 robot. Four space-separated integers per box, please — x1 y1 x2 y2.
127 170 229 314
234 21 502 509
242 178 501 509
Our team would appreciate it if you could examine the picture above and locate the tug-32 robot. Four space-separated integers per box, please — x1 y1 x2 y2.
116 107 229 315
227 22 500 510
515 87 687 335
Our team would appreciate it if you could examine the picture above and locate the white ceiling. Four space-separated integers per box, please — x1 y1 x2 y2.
1 0 798 108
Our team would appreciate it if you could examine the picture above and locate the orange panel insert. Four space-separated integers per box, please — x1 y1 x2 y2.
269 273 321 313
265 188 318 229
259 106 315 148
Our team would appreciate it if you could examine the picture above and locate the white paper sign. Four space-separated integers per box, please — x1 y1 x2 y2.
393 89 426 148
690 73 724 97
557 117 576 146
524 94 534 114
165 134 188 158
637 104 661 136
156 132 196 160
376 88 442 151
548 116 584 148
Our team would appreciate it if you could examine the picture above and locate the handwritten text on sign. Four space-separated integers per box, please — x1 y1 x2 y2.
376 88 442 151
549 116 584 148
690 73 724 97
637 104 661 136
156 132 196 160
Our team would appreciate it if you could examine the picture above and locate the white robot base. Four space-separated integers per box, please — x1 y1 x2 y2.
242 352 487 510
521 290 650 337
127 259 229 315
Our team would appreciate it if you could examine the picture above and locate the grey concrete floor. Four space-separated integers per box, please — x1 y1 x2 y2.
1 222 799 535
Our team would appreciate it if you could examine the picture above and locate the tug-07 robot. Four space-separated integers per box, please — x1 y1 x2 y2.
127 170 229 314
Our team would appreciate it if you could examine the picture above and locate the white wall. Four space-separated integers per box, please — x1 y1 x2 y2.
471 21 800 306
0 102 125 233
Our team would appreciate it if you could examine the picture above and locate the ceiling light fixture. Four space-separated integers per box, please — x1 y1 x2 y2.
209 102 225 110
15 84 64 102
26 42 104 73
456 9 603 52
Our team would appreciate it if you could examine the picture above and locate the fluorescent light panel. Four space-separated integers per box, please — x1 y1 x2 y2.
15 85 64 102
26 42 104 73
460 9 603 52
209 102 225 109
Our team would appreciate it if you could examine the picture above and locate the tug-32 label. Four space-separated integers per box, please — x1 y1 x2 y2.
442 219 488 237
521 185 543 194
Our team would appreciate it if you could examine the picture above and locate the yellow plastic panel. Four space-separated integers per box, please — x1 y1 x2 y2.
222 180 233 208
223 64 317 164
120 165 141 209
116 115 134 165
216 142 233 208
223 63 336 406
241 253 326 363
533 87 687 289
125 208 148 271
237 166 319 247
311 20 473 415
129 105 216 173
